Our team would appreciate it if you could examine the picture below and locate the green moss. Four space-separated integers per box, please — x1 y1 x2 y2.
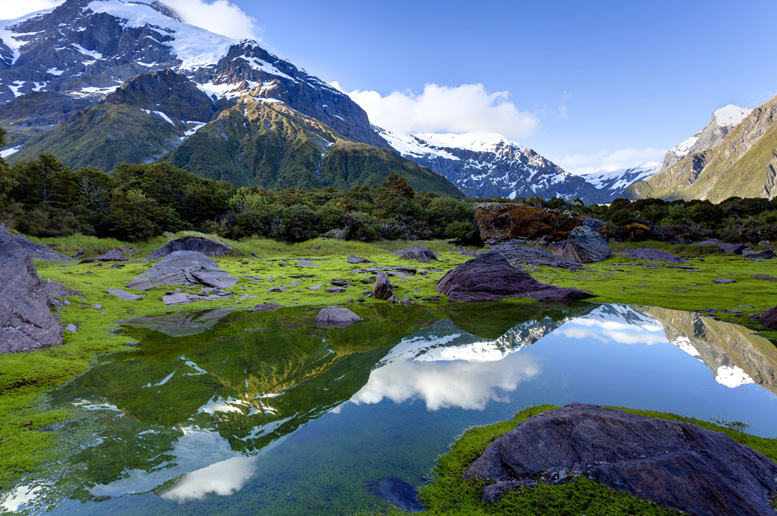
410 405 777 516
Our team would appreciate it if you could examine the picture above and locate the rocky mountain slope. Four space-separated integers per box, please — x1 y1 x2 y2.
625 101 777 202
378 129 655 202
0 0 460 195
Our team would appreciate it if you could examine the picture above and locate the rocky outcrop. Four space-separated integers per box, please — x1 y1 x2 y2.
11 233 75 262
314 307 365 327
465 404 777 516
558 226 612 263
436 252 594 302
0 227 63 353
394 246 438 263
372 272 394 301
691 239 749 254
80 249 127 263
490 241 582 270
131 251 238 288
474 203 583 244
147 237 231 260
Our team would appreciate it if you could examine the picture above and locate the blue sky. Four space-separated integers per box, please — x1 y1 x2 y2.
8 0 777 173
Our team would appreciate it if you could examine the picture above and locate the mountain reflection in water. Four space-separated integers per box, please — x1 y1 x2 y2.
4 302 777 515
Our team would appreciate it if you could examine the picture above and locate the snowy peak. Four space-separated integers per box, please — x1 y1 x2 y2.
713 104 752 128
412 132 515 154
582 162 661 198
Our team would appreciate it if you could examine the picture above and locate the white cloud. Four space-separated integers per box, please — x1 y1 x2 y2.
347 83 540 141
558 147 666 175
161 0 257 39
2 0 63 20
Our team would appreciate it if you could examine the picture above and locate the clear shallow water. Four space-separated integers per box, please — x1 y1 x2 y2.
4 302 777 515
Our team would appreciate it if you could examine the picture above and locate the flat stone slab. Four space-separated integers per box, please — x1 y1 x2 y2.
315 307 365 327
490 241 583 270
268 286 289 292
190 269 239 289
347 256 370 264
466 404 777 516
126 278 153 291
251 302 282 312
326 287 346 294
714 278 737 284
130 251 238 288
295 260 317 267
11 233 75 263
106 289 142 301
752 274 777 281
162 292 231 307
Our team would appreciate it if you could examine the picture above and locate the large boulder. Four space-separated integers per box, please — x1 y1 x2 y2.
474 203 583 243
372 271 394 300
394 246 438 264
759 306 777 330
558 225 612 263
147 237 231 260
0 227 64 353
466 404 777 516
490 241 582 270
436 252 594 303
11 233 75 262
130 251 238 288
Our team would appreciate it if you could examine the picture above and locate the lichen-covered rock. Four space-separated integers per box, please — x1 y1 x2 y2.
466 404 777 516
0 227 63 353
436 252 593 303
372 272 394 300
474 203 583 243
558 225 612 263
147 237 231 260
315 307 364 326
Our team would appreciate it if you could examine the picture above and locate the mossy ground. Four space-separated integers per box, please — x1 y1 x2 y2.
400 405 777 516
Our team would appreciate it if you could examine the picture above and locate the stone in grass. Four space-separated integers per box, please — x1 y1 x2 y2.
268 286 289 293
372 272 393 300
309 284 322 291
251 302 282 312
126 277 153 291
347 256 370 264
106 289 142 301
558 225 612 263
714 278 736 284
466 403 777 516
752 274 777 281
327 287 347 294
315 307 365 327
296 259 318 267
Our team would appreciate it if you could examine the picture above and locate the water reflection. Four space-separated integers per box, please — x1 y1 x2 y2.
4 302 777 515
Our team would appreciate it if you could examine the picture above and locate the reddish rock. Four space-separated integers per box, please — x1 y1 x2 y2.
466 404 777 516
436 252 593 303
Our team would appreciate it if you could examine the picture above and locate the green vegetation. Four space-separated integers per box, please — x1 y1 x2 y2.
410 405 777 516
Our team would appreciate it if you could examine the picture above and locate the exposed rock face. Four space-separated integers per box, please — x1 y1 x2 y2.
465 404 777 516
490 241 582 270
620 247 689 264
314 307 365 327
394 246 438 263
372 272 394 300
147 237 231 260
0 227 63 353
558 226 612 263
11 234 75 262
474 203 583 244
436 252 594 303
131 251 238 288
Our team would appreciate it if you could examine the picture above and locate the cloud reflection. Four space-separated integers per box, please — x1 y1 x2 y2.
350 352 540 411
162 456 257 502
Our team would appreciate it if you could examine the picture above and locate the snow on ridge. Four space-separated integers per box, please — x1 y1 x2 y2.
671 134 700 159
413 132 517 153
85 0 236 69
713 104 752 128
0 7 57 65
582 162 661 190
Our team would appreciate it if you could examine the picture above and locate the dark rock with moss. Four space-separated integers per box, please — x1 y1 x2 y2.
148 237 231 260
620 247 689 264
0 227 64 353
759 306 777 329
490 241 582 270
372 272 394 300
474 203 583 243
436 252 593 303
465 403 777 516
558 225 612 263
692 239 750 254
744 249 776 260
394 246 438 263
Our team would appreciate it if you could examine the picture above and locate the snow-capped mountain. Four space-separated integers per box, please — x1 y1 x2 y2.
660 104 753 169
0 0 465 194
580 162 661 201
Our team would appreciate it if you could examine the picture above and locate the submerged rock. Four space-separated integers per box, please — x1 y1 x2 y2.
465 403 777 516
368 478 423 513
558 225 612 263
394 246 438 263
372 271 394 300
436 252 594 303
147 236 231 260
314 307 364 326
0 227 64 353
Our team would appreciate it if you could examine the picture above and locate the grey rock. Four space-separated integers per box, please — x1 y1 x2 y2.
558 225 612 263
239 295 259 301
126 277 154 291
244 275 263 281
326 287 346 294
11 234 75 262
130 251 238 288
92 304 103 310
368 477 423 513
268 286 289 293
490 241 583 270
714 278 736 284
394 246 438 263
0 227 64 353
466 404 777 516
162 292 231 307
309 284 322 291
123 308 235 337
296 259 317 267
743 250 776 260
620 247 689 264
147 237 231 260
64 324 78 333
347 256 370 264
436 252 594 303
692 239 750 254
81 249 127 263
106 289 142 301
251 302 282 312
372 272 394 300
314 307 365 326
190 269 239 289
